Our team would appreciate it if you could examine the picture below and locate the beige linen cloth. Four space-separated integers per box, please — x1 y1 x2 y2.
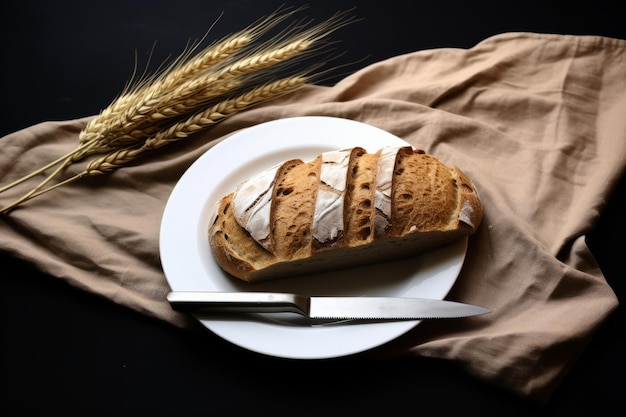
1 33 624 403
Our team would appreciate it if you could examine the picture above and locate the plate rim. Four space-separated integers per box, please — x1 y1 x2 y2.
160 116 467 359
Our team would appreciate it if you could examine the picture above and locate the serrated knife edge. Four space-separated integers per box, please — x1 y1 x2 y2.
167 291 491 321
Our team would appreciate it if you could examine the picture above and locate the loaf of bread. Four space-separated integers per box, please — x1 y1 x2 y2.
208 145 482 283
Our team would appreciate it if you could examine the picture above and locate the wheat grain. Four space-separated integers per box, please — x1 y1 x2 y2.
219 38 314 79
141 78 241 121
157 34 252 91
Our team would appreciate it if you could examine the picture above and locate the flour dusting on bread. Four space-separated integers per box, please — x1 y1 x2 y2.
209 145 482 282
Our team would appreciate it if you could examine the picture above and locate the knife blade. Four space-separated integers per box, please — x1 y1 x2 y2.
166 291 490 320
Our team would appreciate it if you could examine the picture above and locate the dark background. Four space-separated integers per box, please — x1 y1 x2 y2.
2 1 625 415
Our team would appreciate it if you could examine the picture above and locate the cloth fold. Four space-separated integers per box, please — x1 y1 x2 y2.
1 33 624 404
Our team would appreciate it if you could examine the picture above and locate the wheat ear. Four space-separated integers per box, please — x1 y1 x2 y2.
0 35 312 205
80 5 350 148
140 39 312 120
73 36 315 165
78 33 253 145
91 75 308 171
0 32 253 196
75 5 307 150
0 76 306 213
0 7 357 213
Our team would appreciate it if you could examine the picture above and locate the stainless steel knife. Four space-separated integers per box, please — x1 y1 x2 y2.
166 291 490 320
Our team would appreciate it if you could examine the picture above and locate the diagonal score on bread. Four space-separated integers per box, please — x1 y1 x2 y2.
209 145 483 283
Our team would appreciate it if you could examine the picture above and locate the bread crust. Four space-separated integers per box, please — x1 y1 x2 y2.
209 146 482 283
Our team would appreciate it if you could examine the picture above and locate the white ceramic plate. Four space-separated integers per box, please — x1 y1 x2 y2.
160 116 467 359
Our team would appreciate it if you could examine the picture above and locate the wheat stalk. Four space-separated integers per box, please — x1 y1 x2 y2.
0 76 307 213
0 7 356 213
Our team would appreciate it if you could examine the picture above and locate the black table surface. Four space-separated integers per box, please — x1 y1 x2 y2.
2 1 625 415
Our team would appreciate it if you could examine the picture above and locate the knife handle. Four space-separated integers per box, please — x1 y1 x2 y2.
167 291 310 315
